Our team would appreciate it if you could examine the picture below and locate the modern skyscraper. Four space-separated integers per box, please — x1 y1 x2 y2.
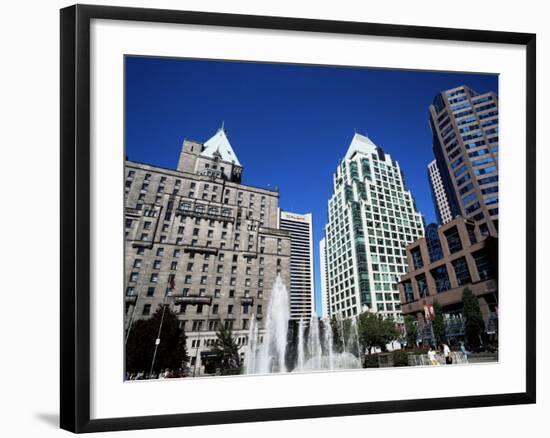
319 237 329 319
429 85 499 236
428 159 453 224
323 133 424 322
124 127 291 375
278 210 315 321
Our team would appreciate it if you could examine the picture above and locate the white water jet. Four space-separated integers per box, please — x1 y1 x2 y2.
245 275 360 374
296 318 305 372
322 318 335 370
351 316 362 358
337 313 347 354
307 314 323 369
247 274 289 374
244 314 258 374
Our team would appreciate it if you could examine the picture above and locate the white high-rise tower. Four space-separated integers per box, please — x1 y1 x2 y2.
323 133 424 322
319 237 329 318
428 159 453 224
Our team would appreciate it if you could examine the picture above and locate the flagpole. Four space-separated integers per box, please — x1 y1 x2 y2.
149 275 175 378
149 296 168 378
125 290 141 345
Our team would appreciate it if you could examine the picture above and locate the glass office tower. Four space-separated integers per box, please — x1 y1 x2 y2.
429 85 499 236
323 133 424 322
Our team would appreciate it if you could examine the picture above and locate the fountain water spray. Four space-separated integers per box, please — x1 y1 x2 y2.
245 275 361 374
246 275 289 374
296 318 305 372
322 318 334 370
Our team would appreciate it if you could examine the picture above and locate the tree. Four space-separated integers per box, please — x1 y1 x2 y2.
431 300 446 345
404 315 418 348
210 321 241 374
126 305 189 376
462 287 485 348
357 312 399 353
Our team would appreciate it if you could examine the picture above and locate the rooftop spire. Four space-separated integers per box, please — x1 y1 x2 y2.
201 124 241 166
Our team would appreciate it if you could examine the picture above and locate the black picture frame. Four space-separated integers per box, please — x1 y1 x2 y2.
60 4 536 433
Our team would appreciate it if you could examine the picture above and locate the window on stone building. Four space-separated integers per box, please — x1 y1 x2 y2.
452 257 472 286
444 226 463 254
473 249 494 281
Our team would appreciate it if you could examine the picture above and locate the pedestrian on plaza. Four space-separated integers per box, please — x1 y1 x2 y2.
460 341 469 362
428 345 439 365
442 342 452 364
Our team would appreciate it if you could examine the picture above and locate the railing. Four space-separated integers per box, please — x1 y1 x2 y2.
176 206 234 223
172 295 213 305
486 312 498 334
240 296 254 305
417 319 466 342
408 351 468 366
181 244 218 255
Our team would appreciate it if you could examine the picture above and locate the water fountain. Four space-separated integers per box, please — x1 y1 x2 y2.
245 275 361 374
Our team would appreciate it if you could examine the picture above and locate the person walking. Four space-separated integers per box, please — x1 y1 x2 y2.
442 342 452 364
460 341 469 362
428 345 439 365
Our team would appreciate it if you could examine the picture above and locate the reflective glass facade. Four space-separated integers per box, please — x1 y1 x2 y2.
429 85 499 236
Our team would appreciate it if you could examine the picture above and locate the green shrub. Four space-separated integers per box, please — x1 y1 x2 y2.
393 350 409 367
364 354 379 368
220 367 242 376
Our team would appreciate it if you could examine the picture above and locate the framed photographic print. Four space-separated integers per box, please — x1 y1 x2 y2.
60 4 536 433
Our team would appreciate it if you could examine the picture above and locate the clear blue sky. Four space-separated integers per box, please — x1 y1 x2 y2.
125 56 498 314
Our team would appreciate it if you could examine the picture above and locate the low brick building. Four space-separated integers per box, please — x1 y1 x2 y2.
398 216 498 343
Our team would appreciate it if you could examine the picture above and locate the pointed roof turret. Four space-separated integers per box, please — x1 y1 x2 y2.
201 125 241 166
344 132 377 160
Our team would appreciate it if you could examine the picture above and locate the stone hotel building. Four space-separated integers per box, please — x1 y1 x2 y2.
123 127 291 374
